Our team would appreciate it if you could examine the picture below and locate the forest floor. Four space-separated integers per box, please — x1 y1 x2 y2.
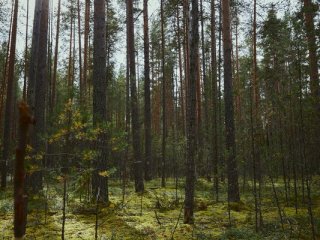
0 177 319 239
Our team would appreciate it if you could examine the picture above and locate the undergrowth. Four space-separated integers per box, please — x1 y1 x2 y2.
0 178 319 239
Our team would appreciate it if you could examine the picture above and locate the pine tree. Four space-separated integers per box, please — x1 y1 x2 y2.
222 0 240 203
184 0 199 224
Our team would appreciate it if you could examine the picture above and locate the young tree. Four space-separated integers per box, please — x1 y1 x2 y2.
222 0 240 202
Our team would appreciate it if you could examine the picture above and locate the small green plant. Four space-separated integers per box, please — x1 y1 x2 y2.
219 228 260 240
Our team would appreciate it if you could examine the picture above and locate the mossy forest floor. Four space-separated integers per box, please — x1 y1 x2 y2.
1 177 320 239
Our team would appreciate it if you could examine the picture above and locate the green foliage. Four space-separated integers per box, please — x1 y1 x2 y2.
220 228 260 240
43 100 127 196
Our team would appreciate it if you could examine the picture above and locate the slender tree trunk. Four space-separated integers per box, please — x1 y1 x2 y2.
160 0 166 187
184 0 199 224
23 0 29 101
211 0 219 201
218 0 224 182
221 0 240 202
1 0 19 190
47 0 53 116
127 0 144 193
123 1 131 203
196 51 202 175
252 0 262 229
67 4 73 94
77 0 83 105
183 0 190 118
143 0 152 181
176 6 185 137
83 0 90 104
297 44 316 239
51 0 61 112
200 0 209 179
0 1 14 136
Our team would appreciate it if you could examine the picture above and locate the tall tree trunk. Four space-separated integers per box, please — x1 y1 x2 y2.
183 0 190 120
67 4 73 94
30 0 49 193
211 0 219 201
0 1 14 135
47 0 53 116
27 0 42 110
252 0 262 230
1 0 19 190
92 0 109 203
23 0 29 100
160 0 166 187
176 6 185 137
123 20 130 203
143 0 152 181
14 102 33 239
83 0 90 104
218 0 224 182
184 0 199 224
303 0 319 103
222 0 240 202
77 0 83 105
302 0 320 172
200 0 209 179
51 0 61 112
127 0 144 193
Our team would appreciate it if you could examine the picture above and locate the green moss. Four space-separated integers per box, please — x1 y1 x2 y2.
228 201 250 212
0 178 319 239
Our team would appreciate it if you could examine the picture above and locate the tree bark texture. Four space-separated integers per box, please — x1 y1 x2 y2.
184 0 199 224
51 0 61 111
127 0 144 193
1 0 19 189
29 0 49 193
92 0 109 203
14 102 34 239
143 0 152 181
222 0 240 202
160 0 166 187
